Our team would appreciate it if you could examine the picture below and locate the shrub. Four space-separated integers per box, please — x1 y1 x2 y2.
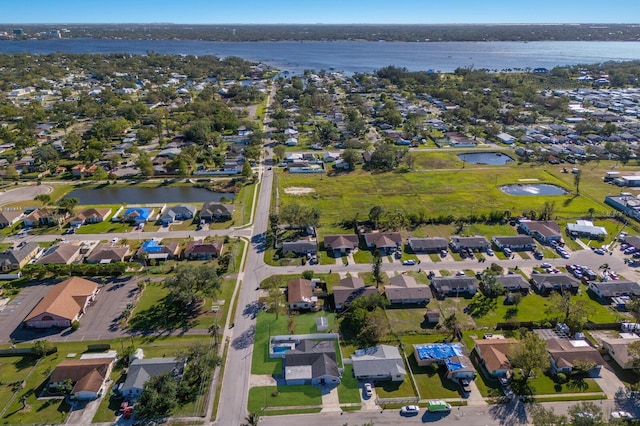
302 270 315 280
555 373 567 384
71 320 80 331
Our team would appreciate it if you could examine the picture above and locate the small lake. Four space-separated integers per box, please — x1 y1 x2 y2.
500 184 568 196
65 186 235 205
458 152 515 165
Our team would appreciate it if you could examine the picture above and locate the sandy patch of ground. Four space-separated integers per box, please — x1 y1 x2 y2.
518 178 540 182
284 187 316 195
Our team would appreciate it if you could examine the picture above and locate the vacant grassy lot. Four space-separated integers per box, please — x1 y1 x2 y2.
278 163 609 227
247 385 322 412
406 354 462 399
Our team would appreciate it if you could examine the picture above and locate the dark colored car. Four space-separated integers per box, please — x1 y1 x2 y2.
459 378 472 394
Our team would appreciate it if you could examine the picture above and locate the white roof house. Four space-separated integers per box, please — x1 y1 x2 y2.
351 345 406 382
566 220 607 238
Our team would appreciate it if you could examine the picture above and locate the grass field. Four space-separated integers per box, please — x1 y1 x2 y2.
337 364 362 404
247 385 322 412
278 159 624 228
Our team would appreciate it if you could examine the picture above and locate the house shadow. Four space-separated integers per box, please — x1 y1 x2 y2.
10 326 63 344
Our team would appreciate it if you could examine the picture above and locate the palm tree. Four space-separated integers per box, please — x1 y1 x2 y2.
242 412 260 426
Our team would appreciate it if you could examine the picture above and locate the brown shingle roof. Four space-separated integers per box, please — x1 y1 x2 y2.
51 358 112 393
474 338 519 373
288 278 313 304
37 242 81 264
546 338 604 369
24 277 97 323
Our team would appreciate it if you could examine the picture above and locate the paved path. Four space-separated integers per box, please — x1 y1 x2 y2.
0 184 52 206
320 385 341 413
466 381 488 406
595 364 627 398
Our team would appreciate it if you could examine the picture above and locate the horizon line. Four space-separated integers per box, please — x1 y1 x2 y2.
2 22 640 26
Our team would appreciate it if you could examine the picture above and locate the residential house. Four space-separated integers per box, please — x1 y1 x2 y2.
601 335 640 369
71 164 99 178
23 277 98 328
384 274 432 305
160 205 196 225
0 210 24 228
333 276 378 310
546 338 603 376
0 242 40 272
363 232 402 252
323 234 359 254
351 345 406 382
408 237 448 253
37 242 83 265
121 358 185 398
566 220 608 240
530 274 580 294
136 240 180 261
495 275 530 294
518 220 562 245
284 340 341 385
474 338 519 377
588 280 640 301
183 240 223 260
431 276 479 298
199 202 234 223
287 278 317 310
122 208 152 225
23 208 67 228
49 357 114 400
68 208 112 227
282 237 317 255
413 343 476 380
85 244 130 264
491 236 536 251
449 236 491 253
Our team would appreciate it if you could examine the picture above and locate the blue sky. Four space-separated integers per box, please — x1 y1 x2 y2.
2 0 640 24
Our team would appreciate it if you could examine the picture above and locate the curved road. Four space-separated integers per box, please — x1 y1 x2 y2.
0 184 52 206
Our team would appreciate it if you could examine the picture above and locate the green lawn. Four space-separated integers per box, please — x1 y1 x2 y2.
0 356 39 415
406 354 462 399
373 377 417 399
278 166 607 228
251 312 337 375
353 248 374 264
337 364 362 404
247 385 322 412
511 371 602 396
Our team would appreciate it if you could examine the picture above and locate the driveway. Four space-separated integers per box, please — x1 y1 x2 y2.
595 364 626 398
66 390 109 426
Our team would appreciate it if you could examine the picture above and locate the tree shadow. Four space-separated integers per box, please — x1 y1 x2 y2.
488 399 529 425
466 294 498 318
563 195 578 207
128 295 199 334
566 377 589 392
231 325 256 350
503 307 518 320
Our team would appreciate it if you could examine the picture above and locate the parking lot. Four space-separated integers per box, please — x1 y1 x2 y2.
0 277 141 344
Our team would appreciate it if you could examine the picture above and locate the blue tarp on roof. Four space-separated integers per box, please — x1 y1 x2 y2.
415 343 463 361
445 358 464 371
141 240 163 253
124 208 151 220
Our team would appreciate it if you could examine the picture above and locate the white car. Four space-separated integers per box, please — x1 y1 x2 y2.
402 259 416 266
486 248 494 256
400 405 420 415
363 383 373 397
611 411 634 420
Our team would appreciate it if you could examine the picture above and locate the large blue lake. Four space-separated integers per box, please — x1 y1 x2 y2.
2 39 640 73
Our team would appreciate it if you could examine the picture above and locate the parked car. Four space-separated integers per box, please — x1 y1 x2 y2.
426 400 452 412
540 263 552 269
402 259 416 266
400 405 420 416
486 248 494 256
503 247 512 256
440 250 448 257
533 251 544 260
611 410 634 421
459 378 472 394
364 383 373 397
593 248 605 255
